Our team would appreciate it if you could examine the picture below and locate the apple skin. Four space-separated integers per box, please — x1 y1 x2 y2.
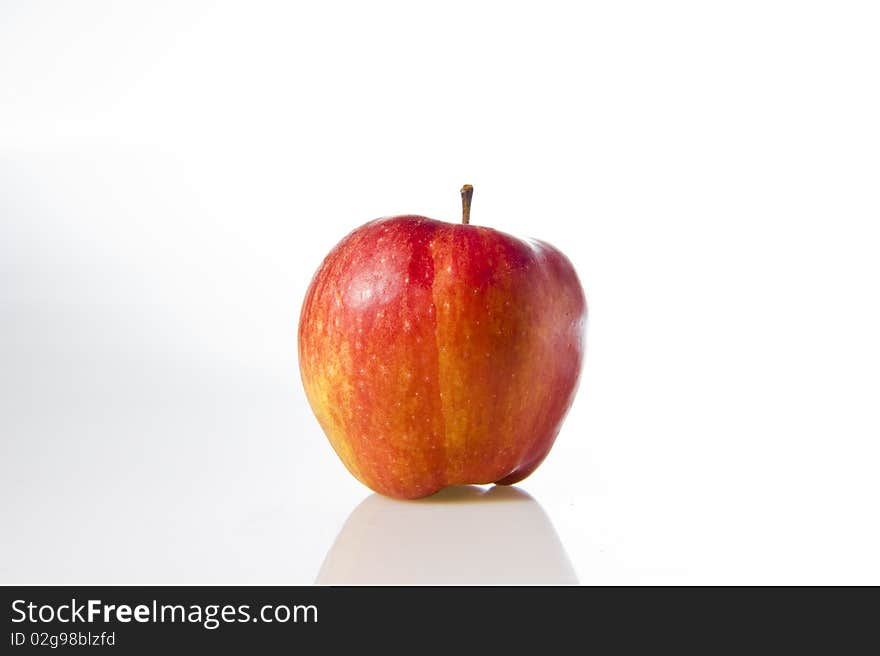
298 215 586 499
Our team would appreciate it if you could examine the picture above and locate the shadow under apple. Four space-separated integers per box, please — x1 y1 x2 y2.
316 485 577 585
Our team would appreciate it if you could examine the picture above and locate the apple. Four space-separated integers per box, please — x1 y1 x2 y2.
298 185 587 499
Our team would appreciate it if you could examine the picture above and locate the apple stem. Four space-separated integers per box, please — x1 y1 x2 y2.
461 184 474 225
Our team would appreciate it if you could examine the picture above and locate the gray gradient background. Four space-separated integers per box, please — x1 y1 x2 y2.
2 1 879 584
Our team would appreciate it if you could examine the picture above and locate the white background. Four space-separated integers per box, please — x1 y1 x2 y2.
2 1 879 584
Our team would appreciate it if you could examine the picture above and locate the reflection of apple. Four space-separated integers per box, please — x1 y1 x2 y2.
298 185 587 499
316 486 577 584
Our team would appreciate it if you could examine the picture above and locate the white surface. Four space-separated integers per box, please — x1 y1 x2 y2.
2 1 879 585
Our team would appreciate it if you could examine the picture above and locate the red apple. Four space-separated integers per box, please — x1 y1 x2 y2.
298 186 587 499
